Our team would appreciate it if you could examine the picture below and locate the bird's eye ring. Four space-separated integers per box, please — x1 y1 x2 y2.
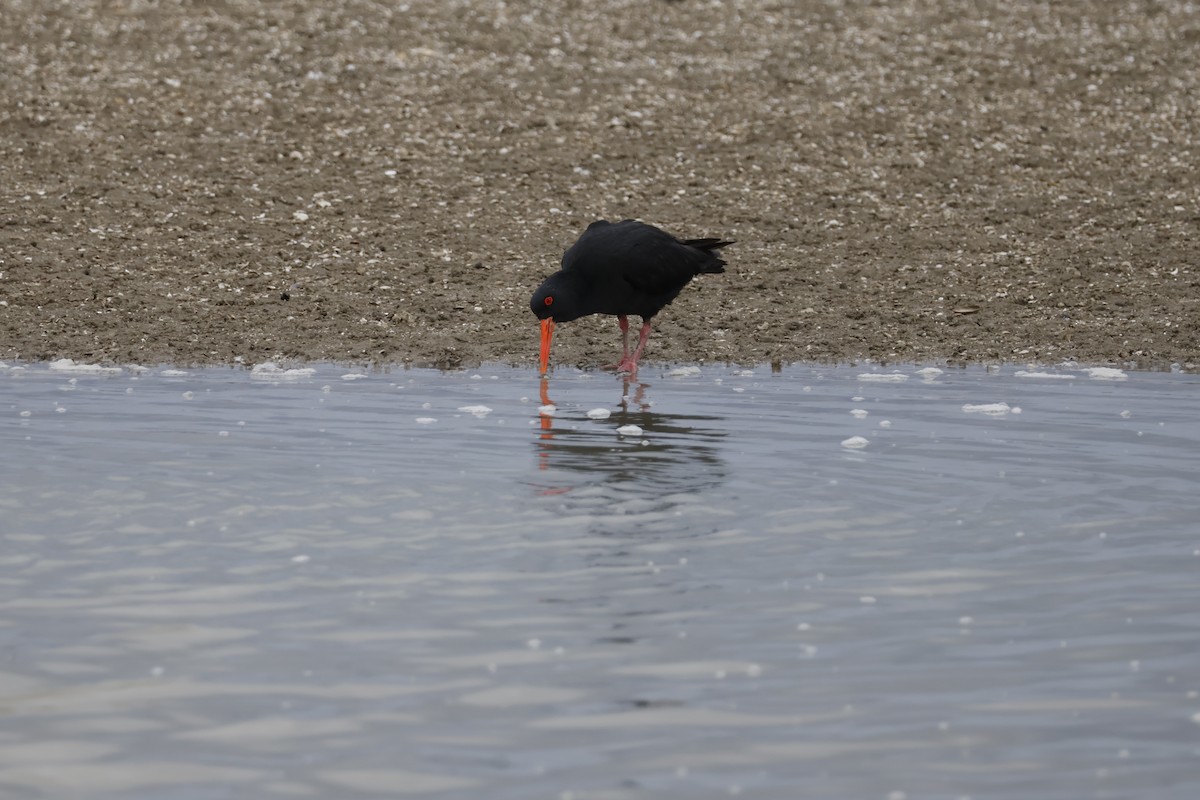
543 296 554 306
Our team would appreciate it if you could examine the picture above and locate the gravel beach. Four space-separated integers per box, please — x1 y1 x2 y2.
2 0 1197 369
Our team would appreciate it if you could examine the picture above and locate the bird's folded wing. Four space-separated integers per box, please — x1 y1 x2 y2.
622 242 719 293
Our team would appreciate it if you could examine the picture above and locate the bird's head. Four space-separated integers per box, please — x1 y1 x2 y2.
530 286 556 321
529 273 585 323
531 272 586 374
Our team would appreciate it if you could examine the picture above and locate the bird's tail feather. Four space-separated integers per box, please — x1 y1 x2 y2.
683 237 735 251
683 237 734 273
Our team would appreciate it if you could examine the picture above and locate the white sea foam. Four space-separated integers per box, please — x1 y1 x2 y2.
457 405 492 417
1015 370 1075 379
47 359 122 375
1085 367 1128 381
617 424 643 436
858 372 908 383
250 362 316 380
586 408 612 420
841 436 870 449
962 402 1012 416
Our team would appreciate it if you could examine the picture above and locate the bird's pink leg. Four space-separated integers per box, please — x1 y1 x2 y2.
612 319 652 374
604 316 631 370
628 320 652 371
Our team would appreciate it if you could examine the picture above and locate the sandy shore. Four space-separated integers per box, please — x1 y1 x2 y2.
2 1 1197 370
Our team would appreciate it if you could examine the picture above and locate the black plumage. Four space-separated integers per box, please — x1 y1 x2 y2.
531 219 732 373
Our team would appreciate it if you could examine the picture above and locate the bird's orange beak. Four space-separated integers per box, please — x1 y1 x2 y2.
539 318 555 374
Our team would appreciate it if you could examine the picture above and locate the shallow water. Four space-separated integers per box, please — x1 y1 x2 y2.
2 359 1198 799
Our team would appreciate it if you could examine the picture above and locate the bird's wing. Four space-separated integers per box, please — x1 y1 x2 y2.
560 219 614 269
622 230 726 293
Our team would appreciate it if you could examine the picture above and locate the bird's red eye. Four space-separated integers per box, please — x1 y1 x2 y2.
543 296 553 306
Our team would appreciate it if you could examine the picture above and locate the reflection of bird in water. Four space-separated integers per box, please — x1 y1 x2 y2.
532 376 727 506
531 220 733 375
617 375 651 413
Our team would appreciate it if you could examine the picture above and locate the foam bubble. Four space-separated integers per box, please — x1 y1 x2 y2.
962 402 1011 416
1015 370 1075 380
47 359 121 375
250 362 316 380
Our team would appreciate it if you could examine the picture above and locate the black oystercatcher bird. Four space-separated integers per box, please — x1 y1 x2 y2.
531 219 733 374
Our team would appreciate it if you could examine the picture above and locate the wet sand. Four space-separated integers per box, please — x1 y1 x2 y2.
2 1 1197 370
